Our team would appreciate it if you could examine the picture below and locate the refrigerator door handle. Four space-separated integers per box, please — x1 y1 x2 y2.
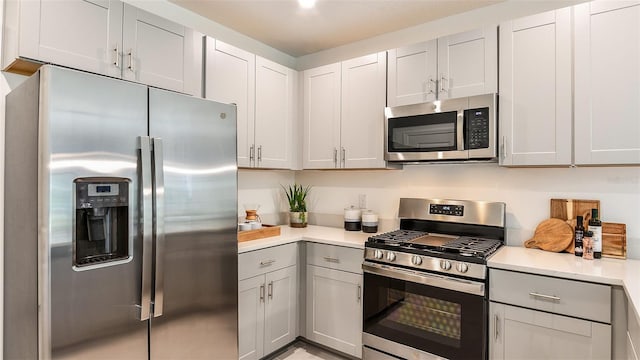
152 137 166 317
138 136 154 321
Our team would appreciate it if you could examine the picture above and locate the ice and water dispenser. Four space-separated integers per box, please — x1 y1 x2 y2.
73 177 130 267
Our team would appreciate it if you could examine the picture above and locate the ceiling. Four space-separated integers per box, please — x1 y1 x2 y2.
169 0 502 57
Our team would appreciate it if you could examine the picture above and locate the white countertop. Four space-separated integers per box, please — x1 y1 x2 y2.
489 246 640 328
237 225 372 253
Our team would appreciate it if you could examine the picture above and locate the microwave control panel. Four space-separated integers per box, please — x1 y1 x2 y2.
466 107 490 150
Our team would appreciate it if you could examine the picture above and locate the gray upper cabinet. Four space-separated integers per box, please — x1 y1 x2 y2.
387 26 497 107
2 0 202 96
499 8 572 166
574 1 640 165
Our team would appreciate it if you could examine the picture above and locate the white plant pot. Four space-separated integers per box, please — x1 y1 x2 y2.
289 211 308 228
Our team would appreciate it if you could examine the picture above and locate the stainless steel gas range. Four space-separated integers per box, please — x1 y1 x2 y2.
362 198 506 360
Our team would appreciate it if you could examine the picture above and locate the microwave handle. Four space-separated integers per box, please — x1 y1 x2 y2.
457 110 465 151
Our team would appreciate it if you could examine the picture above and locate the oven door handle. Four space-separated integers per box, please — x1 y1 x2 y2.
362 261 485 296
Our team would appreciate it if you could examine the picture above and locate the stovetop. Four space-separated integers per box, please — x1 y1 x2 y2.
367 229 503 260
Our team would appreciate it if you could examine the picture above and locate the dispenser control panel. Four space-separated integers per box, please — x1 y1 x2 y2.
76 181 128 209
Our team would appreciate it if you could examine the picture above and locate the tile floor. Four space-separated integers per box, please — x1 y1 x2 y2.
267 341 350 360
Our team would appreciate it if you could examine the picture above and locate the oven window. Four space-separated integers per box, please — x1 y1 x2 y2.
387 111 458 152
364 271 486 359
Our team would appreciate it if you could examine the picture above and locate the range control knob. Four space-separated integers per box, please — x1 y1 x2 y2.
456 262 469 273
440 260 452 271
386 251 396 262
373 249 384 260
411 255 423 266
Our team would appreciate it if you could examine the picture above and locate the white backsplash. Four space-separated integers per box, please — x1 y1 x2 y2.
239 164 640 259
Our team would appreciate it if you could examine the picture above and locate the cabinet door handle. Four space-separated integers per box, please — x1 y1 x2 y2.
323 256 339 263
260 259 275 267
428 78 436 95
260 284 265 302
529 292 561 302
249 144 255 164
440 75 447 93
357 285 362 301
268 281 273 299
333 148 338 167
257 145 262 164
128 49 134 72
341 147 346 168
113 45 120 68
494 314 499 341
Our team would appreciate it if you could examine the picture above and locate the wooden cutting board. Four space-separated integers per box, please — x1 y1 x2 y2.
525 218 574 252
550 199 600 223
551 199 627 259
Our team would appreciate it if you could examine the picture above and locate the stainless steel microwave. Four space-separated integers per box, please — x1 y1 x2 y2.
384 93 497 162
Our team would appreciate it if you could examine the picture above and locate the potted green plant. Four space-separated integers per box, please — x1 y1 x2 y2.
282 184 311 228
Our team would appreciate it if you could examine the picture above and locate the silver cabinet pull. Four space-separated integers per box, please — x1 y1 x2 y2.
260 284 265 302
113 44 120 68
333 148 338 167
357 285 362 301
128 49 134 72
260 259 275 267
137 136 153 321
249 144 255 164
341 147 346 168
501 136 507 159
152 138 166 317
323 256 340 263
529 292 561 302
494 314 499 341
257 145 262 164
268 281 273 299
428 77 436 94
440 75 448 93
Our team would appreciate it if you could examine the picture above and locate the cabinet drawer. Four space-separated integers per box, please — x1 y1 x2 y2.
239 243 297 280
306 242 364 274
489 269 611 323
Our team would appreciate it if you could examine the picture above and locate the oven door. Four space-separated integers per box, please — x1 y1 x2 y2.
362 261 487 359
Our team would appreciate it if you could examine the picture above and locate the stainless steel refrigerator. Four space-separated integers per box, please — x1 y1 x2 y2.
4 65 238 359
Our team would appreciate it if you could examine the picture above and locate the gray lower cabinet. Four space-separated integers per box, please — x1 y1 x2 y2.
239 244 298 360
304 242 364 358
489 269 612 360
490 303 611 359
629 307 640 360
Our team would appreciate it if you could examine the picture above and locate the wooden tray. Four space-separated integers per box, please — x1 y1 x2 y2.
602 222 627 259
238 225 281 242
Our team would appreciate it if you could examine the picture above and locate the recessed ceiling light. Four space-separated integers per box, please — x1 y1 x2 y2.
298 0 316 9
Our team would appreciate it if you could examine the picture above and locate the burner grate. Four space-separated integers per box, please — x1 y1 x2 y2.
368 229 428 244
440 237 502 257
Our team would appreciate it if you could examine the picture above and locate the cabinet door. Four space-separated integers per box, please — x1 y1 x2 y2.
205 38 256 168
341 52 387 169
255 56 295 169
8 0 123 77
239 275 265 360
490 302 611 360
437 26 497 99
264 266 297 355
575 2 640 165
303 63 341 169
122 4 201 95
306 265 362 358
499 8 572 166
387 40 438 106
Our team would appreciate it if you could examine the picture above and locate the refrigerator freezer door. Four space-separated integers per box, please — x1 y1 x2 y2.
148 88 238 359
41 66 149 358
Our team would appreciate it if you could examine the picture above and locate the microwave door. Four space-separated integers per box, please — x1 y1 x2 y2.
438 97 469 160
